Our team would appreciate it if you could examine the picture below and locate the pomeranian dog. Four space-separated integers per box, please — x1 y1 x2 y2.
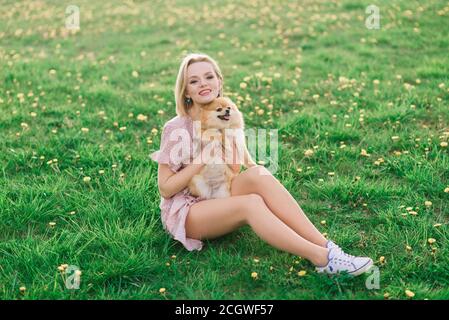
188 97 257 199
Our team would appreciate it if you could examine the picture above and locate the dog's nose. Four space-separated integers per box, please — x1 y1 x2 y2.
225 109 230 115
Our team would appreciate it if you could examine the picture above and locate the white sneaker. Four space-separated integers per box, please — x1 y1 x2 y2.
326 240 340 250
316 247 374 276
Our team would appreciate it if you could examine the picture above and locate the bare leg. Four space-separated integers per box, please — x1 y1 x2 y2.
185 193 329 266
231 166 328 247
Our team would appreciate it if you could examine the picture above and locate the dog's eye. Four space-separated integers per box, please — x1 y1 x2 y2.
217 108 222 112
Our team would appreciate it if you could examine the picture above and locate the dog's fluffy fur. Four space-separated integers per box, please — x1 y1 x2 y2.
188 97 256 199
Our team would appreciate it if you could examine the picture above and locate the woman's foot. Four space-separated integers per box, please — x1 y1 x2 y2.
316 247 373 276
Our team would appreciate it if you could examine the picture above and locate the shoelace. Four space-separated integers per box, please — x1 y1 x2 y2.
331 247 354 260
340 251 355 260
331 250 356 267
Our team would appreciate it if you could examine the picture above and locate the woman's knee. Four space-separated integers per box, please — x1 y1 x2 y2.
238 193 266 220
243 165 272 185
246 193 265 205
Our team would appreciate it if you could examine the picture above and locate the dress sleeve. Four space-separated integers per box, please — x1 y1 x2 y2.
150 122 187 173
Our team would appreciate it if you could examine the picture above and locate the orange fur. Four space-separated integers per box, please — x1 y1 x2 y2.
188 97 256 199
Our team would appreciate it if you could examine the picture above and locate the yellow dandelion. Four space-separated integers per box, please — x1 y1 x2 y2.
81 127 89 133
405 290 415 298
251 272 258 279
440 141 448 148
424 201 432 207
427 238 436 244
132 70 139 78
49 222 56 227
83 176 91 183
297 270 307 277
304 149 314 157
360 149 371 157
240 82 248 89
137 114 148 121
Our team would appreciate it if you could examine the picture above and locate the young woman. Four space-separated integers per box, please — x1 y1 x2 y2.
151 53 373 276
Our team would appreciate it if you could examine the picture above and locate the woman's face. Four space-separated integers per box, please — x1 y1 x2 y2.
185 61 221 106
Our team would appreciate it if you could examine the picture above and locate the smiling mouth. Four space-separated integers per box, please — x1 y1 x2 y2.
217 114 230 121
199 90 211 96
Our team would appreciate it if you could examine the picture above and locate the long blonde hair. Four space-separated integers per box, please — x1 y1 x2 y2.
174 53 224 117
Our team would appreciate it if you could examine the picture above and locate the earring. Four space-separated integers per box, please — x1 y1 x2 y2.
185 97 192 105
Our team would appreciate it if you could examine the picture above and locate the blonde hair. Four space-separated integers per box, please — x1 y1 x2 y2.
174 53 224 117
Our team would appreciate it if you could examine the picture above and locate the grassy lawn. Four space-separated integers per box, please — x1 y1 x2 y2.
1 0 448 299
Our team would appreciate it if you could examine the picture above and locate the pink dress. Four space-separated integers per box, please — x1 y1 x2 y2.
150 115 205 251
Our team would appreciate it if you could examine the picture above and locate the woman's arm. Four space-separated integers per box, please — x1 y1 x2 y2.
157 154 205 199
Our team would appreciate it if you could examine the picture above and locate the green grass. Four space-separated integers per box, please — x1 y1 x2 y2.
1 0 449 300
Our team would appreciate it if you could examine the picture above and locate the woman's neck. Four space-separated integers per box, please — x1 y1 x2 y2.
188 104 202 121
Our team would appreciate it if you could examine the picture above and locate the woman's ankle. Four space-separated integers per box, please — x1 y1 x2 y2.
311 248 330 267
